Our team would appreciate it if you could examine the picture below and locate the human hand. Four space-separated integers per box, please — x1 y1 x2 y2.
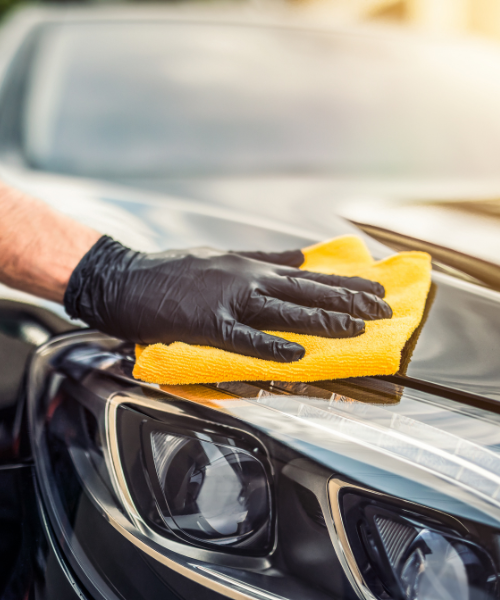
64 237 391 362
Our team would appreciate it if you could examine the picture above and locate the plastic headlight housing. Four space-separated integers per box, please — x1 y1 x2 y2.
340 487 498 600
117 400 273 553
28 333 500 600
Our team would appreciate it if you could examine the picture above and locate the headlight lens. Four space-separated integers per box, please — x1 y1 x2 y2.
116 400 275 554
342 490 498 600
150 431 271 546
398 529 468 600
28 334 500 600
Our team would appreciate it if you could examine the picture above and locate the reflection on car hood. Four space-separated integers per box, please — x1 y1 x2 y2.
3 167 500 405
400 274 500 403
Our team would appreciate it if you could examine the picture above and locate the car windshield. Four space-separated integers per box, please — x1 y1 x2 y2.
23 21 500 178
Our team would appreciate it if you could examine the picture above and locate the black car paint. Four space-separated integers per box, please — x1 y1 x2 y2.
0 301 76 599
1 214 500 598
0 11 499 600
1 10 499 404
0 192 499 599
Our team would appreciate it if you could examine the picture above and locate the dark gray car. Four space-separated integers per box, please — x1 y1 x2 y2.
2 7 500 600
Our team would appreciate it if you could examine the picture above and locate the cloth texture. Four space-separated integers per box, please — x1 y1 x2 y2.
133 236 432 385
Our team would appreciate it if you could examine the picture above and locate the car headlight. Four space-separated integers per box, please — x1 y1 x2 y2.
334 482 498 600
150 433 271 547
29 332 500 600
117 401 274 553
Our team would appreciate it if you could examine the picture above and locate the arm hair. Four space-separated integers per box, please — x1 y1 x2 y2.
0 181 100 303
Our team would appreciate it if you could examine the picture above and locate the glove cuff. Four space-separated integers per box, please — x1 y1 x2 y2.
64 235 129 323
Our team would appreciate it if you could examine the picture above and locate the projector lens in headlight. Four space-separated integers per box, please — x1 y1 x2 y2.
342 492 498 600
397 528 467 600
150 431 271 547
28 337 500 600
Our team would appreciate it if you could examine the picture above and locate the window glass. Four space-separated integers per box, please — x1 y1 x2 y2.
23 22 500 178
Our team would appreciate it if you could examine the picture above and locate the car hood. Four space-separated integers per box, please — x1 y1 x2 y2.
3 167 500 405
114 175 500 265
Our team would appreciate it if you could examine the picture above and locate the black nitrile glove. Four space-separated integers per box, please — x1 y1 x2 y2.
64 236 392 362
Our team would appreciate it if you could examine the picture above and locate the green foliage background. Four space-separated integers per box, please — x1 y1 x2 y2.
0 0 25 21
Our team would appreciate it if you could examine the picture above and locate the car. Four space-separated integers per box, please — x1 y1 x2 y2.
3 183 500 600
1 6 500 600
4 186 500 600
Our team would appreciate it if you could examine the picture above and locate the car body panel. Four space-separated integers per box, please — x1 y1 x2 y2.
0 7 500 599
401 277 500 402
2 6 500 264
25 330 500 600
2 164 500 407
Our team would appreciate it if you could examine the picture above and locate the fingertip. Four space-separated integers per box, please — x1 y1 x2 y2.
373 282 386 298
342 276 386 298
283 250 305 269
327 313 365 338
276 341 305 362
352 292 392 321
375 297 392 319
351 317 365 337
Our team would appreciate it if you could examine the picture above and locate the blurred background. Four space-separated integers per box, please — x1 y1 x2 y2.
1 0 500 265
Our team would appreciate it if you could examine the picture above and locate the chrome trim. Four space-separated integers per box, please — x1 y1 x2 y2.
108 510 284 600
67 444 277 600
327 479 379 600
194 566 289 600
277 462 376 600
29 332 282 600
30 331 493 600
104 391 274 570
36 491 93 600
326 478 467 600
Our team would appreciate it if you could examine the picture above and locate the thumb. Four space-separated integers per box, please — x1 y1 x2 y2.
222 320 305 362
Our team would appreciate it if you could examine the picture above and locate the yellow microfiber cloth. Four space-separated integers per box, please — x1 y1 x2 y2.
133 235 432 385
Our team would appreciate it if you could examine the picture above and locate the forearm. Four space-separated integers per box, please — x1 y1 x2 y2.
0 181 100 303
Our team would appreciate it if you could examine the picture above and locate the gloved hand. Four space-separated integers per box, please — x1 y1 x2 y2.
64 236 392 362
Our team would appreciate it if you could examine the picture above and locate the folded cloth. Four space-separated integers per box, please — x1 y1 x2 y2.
133 235 432 385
